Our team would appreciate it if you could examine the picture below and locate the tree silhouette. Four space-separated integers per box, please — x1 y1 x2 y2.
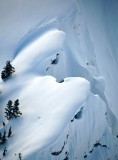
5 100 14 120
13 99 22 117
0 132 1 138
1 61 15 81
19 153 22 160
7 126 12 138
2 121 5 126
0 130 7 145
5 99 22 120
3 147 7 156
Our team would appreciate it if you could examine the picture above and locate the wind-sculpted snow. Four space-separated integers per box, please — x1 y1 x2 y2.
12 28 66 74
5 77 90 159
0 13 91 159
0 0 118 159
13 19 61 57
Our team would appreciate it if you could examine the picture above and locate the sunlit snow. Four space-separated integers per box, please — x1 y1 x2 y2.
0 0 118 160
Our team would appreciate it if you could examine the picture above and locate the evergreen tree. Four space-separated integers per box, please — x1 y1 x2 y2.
5 100 14 120
3 147 7 156
0 132 2 145
7 126 12 138
13 99 22 117
5 99 22 120
1 130 7 145
1 61 15 81
19 153 22 160
2 121 5 126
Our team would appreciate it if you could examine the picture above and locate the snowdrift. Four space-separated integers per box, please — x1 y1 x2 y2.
0 0 118 159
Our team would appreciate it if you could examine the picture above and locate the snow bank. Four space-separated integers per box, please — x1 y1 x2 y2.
1 76 90 159
0 0 118 159
12 29 66 74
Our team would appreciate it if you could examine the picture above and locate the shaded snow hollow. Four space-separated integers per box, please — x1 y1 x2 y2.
0 0 118 160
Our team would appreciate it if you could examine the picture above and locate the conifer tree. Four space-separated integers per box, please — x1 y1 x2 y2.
5 99 22 120
1 130 7 145
13 99 22 117
0 132 1 144
5 100 14 120
2 121 5 126
19 153 22 160
1 61 15 81
7 126 12 138
3 147 7 156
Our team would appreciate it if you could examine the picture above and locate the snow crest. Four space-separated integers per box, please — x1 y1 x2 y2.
0 0 118 160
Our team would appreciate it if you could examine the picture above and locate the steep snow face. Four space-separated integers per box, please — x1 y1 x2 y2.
0 0 74 68
0 75 90 160
0 0 118 160
12 29 66 74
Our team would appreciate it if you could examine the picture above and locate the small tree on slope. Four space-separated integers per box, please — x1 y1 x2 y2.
5 99 22 120
19 153 22 160
13 99 22 118
0 130 7 145
1 61 15 81
3 147 7 157
5 100 14 120
7 126 12 138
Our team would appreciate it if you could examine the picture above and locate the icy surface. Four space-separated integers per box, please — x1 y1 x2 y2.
0 0 118 160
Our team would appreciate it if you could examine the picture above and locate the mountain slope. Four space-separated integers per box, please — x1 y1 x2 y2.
0 0 118 159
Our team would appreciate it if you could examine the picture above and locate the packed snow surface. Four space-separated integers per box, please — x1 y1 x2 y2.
0 0 118 160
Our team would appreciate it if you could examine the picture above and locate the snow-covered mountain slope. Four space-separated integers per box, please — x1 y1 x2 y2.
0 0 118 159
